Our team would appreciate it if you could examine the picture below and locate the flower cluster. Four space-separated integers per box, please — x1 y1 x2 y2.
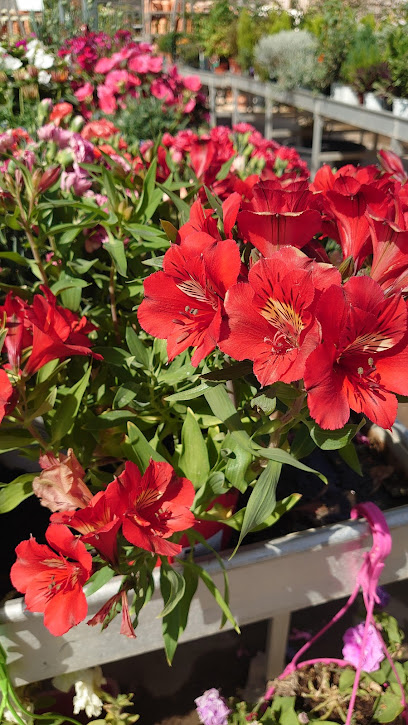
0 287 100 425
139 151 408 431
10 458 195 637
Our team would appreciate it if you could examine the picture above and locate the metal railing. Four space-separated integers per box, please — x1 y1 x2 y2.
179 66 408 176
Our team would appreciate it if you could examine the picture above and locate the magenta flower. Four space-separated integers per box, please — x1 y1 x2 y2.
195 689 230 725
342 622 384 672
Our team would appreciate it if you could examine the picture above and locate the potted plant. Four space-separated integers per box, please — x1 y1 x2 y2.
340 24 388 108
254 30 319 89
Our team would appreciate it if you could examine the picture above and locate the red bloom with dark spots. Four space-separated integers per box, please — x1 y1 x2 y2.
10 524 92 636
220 248 327 386
138 238 241 366
107 460 195 557
304 277 408 430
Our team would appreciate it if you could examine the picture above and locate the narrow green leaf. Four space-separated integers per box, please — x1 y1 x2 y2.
51 365 91 443
204 384 251 449
160 219 178 243
160 564 186 618
136 158 158 217
122 421 166 472
178 408 209 487
251 444 328 483
113 382 141 409
161 566 198 665
204 185 223 217
165 382 209 403
84 566 116 597
339 443 362 476
104 231 127 277
0 428 37 453
0 474 35 513
125 326 150 369
201 361 253 382
224 434 252 493
183 559 240 633
308 419 365 450
232 460 281 556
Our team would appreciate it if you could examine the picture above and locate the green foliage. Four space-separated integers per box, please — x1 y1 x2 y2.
197 0 238 59
341 24 386 94
385 23 408 98
307 0 357 91
254 30 319 89
237 8 257 71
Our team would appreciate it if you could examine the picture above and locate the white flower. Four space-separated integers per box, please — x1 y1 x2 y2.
25 39 55 69
2 54 23 71
52 666 106 719
38 70 51 85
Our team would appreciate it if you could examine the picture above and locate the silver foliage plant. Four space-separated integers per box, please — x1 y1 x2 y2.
254 29 319 90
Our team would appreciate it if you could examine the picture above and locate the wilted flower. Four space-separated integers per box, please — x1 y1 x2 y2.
342 622 384 672
195 688 231 725
53 666 106 718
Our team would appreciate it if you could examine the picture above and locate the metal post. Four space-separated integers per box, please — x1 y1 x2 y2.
58 0 64 24
265 613 291 680
265 95 273 139
232 85 239 127
209 83 216 128
81 0 88 23
311 105 324 179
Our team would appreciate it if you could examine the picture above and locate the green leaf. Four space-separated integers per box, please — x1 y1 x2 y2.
160 564 186 618
104 231 127 277
51 365 91 443
92 346 131 366
50 274 89 295
0 428 37 453
136 158 158 217
204 186 223 218
162 566 198 665
251 389 277 415
157 183 191 222
338 668 356 692
0 251 29 266
183 559 240 633
160 219 178 243
308 419 364 450
226 493 301 532
290 425 316 460
204 384 251 449
339 443 362 475
251 445 328 484
113 382 141 409
178 408 210 487
232 460 281 555
216 155 236 181
84 566 116 597
224 434 252 493
126 326 150 369
122 421 166 473
0 474 35 513
165 382 209 403
374 690 404 723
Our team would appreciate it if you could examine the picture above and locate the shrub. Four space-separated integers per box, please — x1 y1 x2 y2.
341 24 386 95
197 0 238 59
254 30 319 89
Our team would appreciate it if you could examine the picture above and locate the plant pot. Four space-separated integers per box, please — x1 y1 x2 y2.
331 83 360 105
393 97 408 119
364 92 384 112
2 425 408 687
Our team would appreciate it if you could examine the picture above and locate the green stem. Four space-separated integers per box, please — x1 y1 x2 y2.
109 262 121 344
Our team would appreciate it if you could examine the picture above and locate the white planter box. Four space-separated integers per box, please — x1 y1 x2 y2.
331 83 360 105
16 0 43 9
393 97 408 119
1 426 408 685
364 92 384 112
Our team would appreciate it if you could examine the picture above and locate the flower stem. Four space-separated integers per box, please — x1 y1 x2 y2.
109 262 121 344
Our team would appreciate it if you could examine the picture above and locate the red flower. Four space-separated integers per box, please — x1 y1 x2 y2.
49 102 74 126
220 248 325 386
24 286 102 376
237 181 321 256
81 119 120 140
369 217 408 296
0 368 16 423
108 460 195 557
10 524 92 636
0 292 30 371
304 277 408 430
138 238 241 366
87 589 136 638
51 489 123 565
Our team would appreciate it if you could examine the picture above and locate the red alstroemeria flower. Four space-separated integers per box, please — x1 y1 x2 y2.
138 238 241 366
0 368 16 424
237 181 321 256
51 489 123 565
378 149 407 183
10 524 92 636
220 248 325 386
369 216 408 297
81 119 120 141
304 276 408 430
0 292 31 371
108 459 195 557
24 286 102 376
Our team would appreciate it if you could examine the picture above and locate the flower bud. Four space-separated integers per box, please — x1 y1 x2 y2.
38 165 61 193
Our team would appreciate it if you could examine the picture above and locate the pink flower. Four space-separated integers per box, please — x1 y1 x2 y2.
97 84 117 114
183 75 201 92
351 502 392 607
342 622 384 672
74 82 94 102
61 164 92 195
